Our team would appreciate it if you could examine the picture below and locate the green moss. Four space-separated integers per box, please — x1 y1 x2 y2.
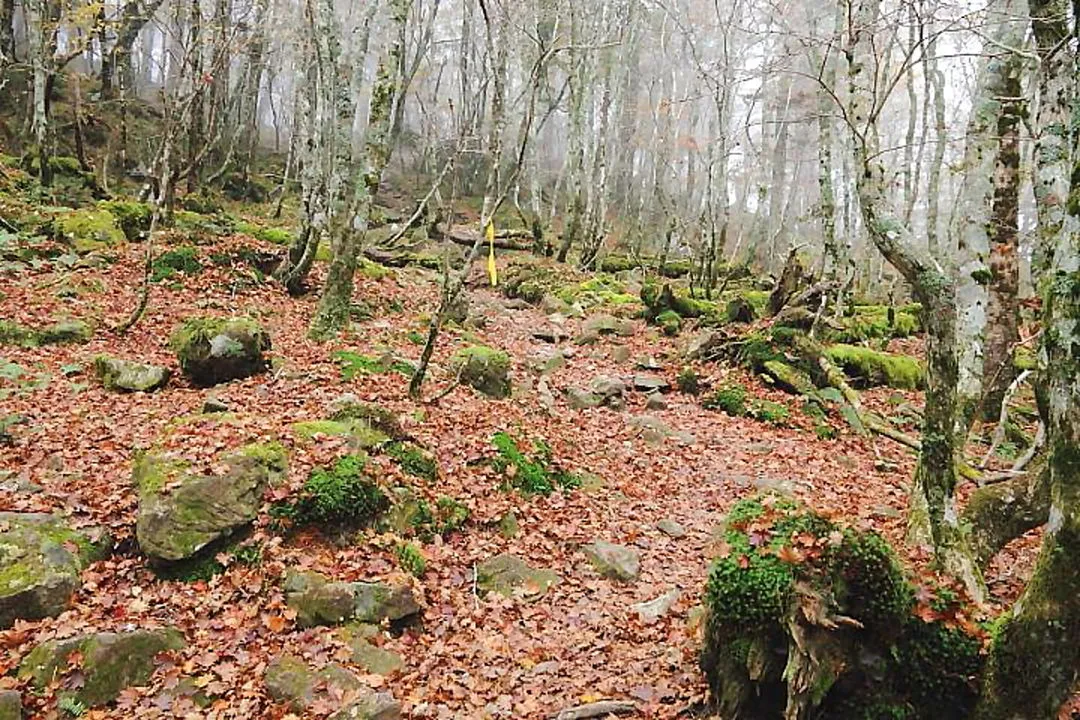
970 268 993 285
395 542 426 577
677 366 701 395
703 384 747 416
98 200 152 241
828 305 921 343
332 350 411 379
451 346 512 398
270 455 388 528
824 344 924 390
748 399 790 426
385 441 437 481
1013 345 1036 371
254 227 293 245
151 246 203 282
556 275 640 309
657 310 682 336
0 320 36 347
236 442 288 477
491 431 580 496
54 209 125 253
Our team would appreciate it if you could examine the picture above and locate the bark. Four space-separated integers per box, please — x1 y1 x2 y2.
0 0 14 74
25 0 51 184
845 0 982 600
101 0 167 99
310 0 410 338
556 3 588 264
963 461 1050 569
976 1 1080 715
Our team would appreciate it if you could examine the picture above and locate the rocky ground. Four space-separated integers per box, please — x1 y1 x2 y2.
0 227 1045 719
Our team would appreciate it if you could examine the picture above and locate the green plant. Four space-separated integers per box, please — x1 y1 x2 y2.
271 455 388 527
491 431 580 495
58 695 87 717
152 247 203 282
677 366 701 395
395 542 427 577
749 399 790 426
385 441 437 481
333 351 412 379
704 384 747 416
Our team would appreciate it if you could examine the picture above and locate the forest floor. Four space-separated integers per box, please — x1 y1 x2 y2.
0 227 1045 719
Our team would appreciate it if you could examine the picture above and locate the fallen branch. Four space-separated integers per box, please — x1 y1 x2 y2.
551 700 638 720
433 223 535 251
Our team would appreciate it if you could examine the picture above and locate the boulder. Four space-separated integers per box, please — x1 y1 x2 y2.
0 512 110 628
265 654 400 720
476 554 558 598
93 355 170 392
683 330 724 361
170 317 270 387
19 628 185 707
0 690 19 720
450 346 511 398
583 541 640 581
283 570 421 628
135 444 284 562
583 314 635 337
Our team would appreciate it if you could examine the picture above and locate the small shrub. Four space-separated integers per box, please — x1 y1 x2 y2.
395 541 427 577
152 247 203 282
704 384 747 416
491 431 580 496
271 455 388 527
677 366 701 395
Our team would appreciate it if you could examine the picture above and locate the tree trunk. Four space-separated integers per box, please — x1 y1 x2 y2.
310 0 410 339
976 1 1080 714
102 0 167 99
845 0 982 600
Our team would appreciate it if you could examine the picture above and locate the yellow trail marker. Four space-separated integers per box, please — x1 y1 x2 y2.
486 220 498 287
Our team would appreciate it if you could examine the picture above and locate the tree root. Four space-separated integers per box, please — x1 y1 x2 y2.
962 458 1050 569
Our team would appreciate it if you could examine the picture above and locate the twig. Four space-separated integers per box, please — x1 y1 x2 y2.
980 369 1032 469
551 700 638 720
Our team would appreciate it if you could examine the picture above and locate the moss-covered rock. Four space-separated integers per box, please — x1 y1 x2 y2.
823 344 924 390
135 444 281 562
583 313 636 337
53 208 125 253
264 654 401 719
827 304 922 343
93 355 170 392
270 454 387 529
36 319 93 345
339 624 404 675
0 513 110 628
283 569 421 628
725 295 758 324
657 310 682 336
701 495 982 720
170 317 270 387
291 419 390 452
99 200 152 241
19 627 185 708
328 397 405 439
451 345 511 398
476 553 559 598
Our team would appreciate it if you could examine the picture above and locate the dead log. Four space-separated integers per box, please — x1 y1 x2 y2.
432 223 535 251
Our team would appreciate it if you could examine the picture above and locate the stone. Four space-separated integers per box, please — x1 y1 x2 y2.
0 512 110 628
627 415 695 446
610 346 631 363
0 690 19 719
340 625 404 676
683 330 724 361
633 374 670 393
645 394 668 411
135 445 282 562
202 396 230 413
531 326 567 344
284 569 422 628
265 654 400 720
93 355 170 392
567 375 627 410
19 628 185 707
36 320 93 345
476 554 558 598
583 541 640 582
567 387 602 410
656 519 686 538
450 346 511 398
583 314 635 337
170 317 270 387
633 589 681 622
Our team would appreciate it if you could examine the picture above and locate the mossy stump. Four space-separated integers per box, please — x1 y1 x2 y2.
702 494 983 720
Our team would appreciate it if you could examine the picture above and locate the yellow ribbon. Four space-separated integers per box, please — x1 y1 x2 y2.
486 220 498 287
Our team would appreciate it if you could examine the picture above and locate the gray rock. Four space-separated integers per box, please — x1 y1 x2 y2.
0 690 19 719
683 330 724 361
340 625 404 676
645 394 669 411
202 396 230 413
19 628 185 707
450 346 512 399
632 589 681 622
265 654 400 720
567 388 602 410
0 513 110 628
93 356 170 392
171 317 270 387
610 346 631 363
584 314 635 337
531 326 567 344
135 445 284 562
284 570 422 628
656 519 686 538
627 415 695 446
476 554 558 598
583 541 640 581
633 375 670 393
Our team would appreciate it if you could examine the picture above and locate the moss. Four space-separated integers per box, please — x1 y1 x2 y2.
151 246 203 282
395 542 426 577
99 200 152 241
385 441 437 481
170 317 269 386
270 455 388 528
828 305 921 343
657 310 682 336
236 441 288 477
332 350 411 379
36 320 93 345
451 346 512 398
748 399 790 426
491 431 580 496
703 384 747 416
0 320 36 347
53 209 125 253
1013 345 1036 371
599 255 637 272
824 344 924 390
676 366 701 395
556 276 640 309
970 267 993 285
